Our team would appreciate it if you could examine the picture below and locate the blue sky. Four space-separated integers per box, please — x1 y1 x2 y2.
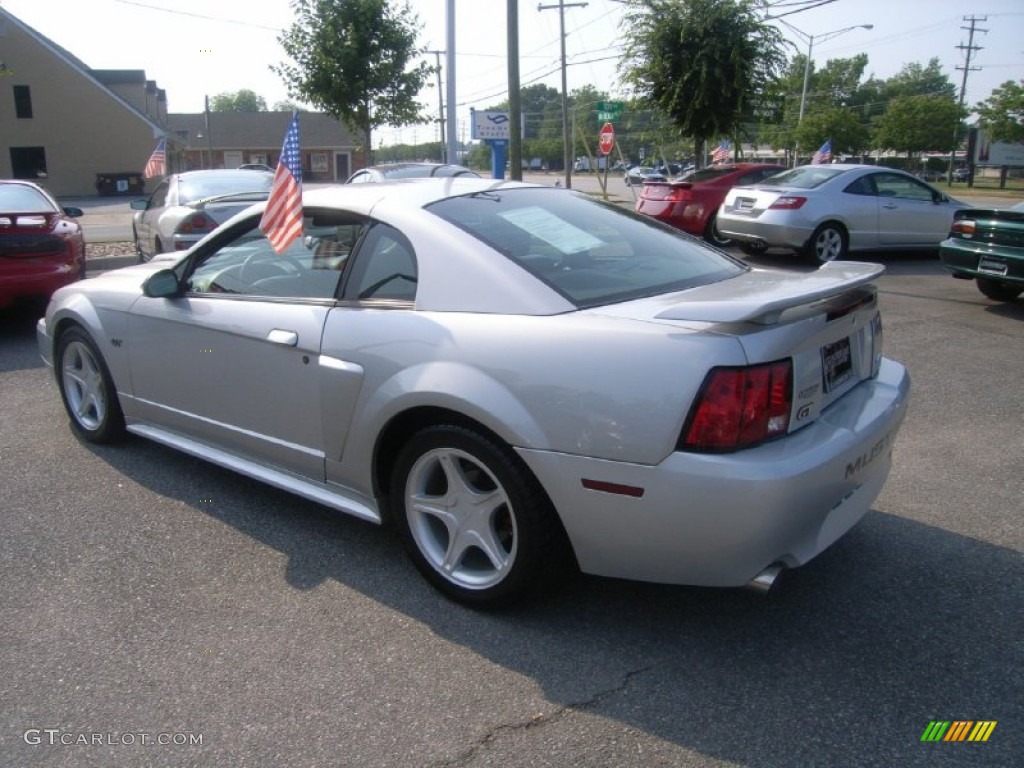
3 0 1020 146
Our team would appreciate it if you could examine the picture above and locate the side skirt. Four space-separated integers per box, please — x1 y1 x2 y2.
127 423 382 524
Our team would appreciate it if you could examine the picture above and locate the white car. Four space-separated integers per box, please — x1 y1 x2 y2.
130 169 273 261
39 179 910 607
717 164 967 262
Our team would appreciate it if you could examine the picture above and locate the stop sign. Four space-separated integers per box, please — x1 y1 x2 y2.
599 122 615 155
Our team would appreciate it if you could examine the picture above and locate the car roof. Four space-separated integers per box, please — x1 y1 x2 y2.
303 177 542 214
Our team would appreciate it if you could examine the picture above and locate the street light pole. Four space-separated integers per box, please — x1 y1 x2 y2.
784 22 872 164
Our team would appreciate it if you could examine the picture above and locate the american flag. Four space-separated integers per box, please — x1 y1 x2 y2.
260 113 303 254
144 138 166 178
812 139 832 165
711 141 730 164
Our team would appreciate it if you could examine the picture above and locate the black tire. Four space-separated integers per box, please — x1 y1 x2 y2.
133 226 147 263
976 278 1022 302
703 214 732 248
55 327 126 443
389 424 565 608
804 222 848 263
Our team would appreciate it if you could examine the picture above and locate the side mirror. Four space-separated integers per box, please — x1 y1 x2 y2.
143 269 183 298
932 191 946 204
130 199 149 211
62 206 84 218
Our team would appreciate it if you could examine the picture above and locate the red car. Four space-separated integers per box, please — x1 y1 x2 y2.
0 180 85 308
636 163 786 246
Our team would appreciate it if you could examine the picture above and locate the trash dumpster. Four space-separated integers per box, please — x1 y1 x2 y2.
95 172 145 197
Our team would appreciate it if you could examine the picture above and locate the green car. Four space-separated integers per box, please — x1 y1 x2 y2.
939 203 1024 302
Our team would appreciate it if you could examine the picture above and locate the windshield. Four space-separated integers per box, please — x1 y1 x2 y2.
178 172 274 204
427 188 745 308
679 167 735 183
759 166 849 189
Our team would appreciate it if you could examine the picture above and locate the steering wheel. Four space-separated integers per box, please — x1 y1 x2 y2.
238 250 304 285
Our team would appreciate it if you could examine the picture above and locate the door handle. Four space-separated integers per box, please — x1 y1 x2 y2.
266 329 298 347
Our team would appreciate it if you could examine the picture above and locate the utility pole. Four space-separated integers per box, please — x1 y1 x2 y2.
427 50 446 163
950 15 986 185
445 0 458 164
508 1 522 181
538 1 588 189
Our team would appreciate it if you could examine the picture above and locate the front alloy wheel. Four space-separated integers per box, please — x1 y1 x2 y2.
57 327 125 443
391 425 564 607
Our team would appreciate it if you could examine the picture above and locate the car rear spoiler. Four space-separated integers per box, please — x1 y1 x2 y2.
655 262 885 325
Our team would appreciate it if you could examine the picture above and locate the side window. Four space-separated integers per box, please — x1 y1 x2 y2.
148 182 169 209
844 176 876 197
874 173 934 202
186 210 364 299
346 223 417 302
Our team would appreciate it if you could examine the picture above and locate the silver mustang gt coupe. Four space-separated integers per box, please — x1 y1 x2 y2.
38 179 910 607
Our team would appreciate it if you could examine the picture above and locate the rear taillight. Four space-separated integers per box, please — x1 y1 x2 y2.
665 188 693 203
175 212 217 237
769 196 807 210
951 219 976 237
680 361 793 452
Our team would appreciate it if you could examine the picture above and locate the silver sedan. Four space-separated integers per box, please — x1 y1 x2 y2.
130 169 273 261
717 164 967 263
38 179 910 607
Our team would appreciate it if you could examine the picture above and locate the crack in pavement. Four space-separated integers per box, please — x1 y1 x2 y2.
427 666 652 767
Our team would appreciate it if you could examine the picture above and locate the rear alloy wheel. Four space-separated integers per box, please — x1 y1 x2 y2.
390 424 563 607
805 222 848 263
703 214 732 248
976 278 1022 302
56 327 126 443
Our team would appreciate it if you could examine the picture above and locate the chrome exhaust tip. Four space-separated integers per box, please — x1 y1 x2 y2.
746 564 784 594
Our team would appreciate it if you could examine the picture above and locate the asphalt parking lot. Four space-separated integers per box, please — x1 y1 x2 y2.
1 199 1021 766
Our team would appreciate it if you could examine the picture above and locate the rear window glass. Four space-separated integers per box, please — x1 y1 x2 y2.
427 188 745 308
178 173 274 204
679 167 735 183
759 166 848 189
0 183 56 212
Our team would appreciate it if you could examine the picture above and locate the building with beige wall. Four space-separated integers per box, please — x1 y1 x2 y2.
0 6 167 196
1 7 362 196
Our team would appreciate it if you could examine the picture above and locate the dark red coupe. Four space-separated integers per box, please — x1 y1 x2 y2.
0 180 85 308
636 163 786 246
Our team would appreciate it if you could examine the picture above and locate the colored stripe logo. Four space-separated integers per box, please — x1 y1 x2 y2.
921 721 997 742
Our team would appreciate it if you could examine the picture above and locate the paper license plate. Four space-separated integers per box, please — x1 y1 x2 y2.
977 257 1008 276
822 337 853 392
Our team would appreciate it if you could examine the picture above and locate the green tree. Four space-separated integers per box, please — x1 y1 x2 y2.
275 0 432 157
210 89 267 112
975 80 1024 143
873 94 965 156
620 0 786 166
272 99 304 112
884 59 955 100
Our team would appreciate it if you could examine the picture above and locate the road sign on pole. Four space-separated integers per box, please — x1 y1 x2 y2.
599 122 615 156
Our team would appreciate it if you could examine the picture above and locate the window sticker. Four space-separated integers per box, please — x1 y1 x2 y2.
500 206 603 254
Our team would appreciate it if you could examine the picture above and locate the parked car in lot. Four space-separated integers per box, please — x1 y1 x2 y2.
624 166 666 186
952 168 970 182
717 164 967 263
39 179 910 607
130 169 274 261
345 162 478 183
1 180 85 308
939 202 1024 302
636 163 786 246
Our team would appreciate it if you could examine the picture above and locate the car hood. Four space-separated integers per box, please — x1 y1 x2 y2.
587 262 885 326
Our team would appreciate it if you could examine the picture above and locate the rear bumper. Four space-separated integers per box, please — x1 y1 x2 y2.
716 212 814 251
0 258 82 307
517 358 911 587
939 238 1024 284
